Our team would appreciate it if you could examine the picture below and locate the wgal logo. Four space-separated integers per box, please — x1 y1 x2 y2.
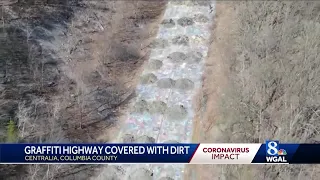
265 140 287 163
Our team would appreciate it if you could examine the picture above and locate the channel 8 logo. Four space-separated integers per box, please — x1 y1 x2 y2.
266 140 279 156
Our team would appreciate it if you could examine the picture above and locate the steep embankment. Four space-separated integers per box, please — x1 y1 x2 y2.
0 0 166 179
194 1 320 180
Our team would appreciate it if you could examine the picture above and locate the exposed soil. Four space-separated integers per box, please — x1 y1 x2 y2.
187 2 233 179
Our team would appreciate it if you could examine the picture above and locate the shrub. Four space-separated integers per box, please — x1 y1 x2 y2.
6 119 18 143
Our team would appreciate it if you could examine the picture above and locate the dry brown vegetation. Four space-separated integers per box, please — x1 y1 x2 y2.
191 1 320 180
2 0 320 179
1 0 166 179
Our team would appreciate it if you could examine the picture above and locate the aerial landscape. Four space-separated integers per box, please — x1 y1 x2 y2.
0 0 320 179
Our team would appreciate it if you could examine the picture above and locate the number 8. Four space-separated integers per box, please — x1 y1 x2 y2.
267 141 278 155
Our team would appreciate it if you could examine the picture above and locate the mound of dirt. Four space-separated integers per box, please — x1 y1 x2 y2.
166 104 188 121
157 78 175 88
177 17 194 26
140 73 158 84
122 134 135 143
159 177 174 180
163 140 179 143
192 0 212 6
193 14 209 23
134 99 149 113
135 135 156 143
167 52 187 63
174 78 194 90
148 59 163 70
172 35 189 46
128 168 153 180
150 38 169 49
185 51 203 63
161 19 176 28
171 0 211 6
149 101 168 114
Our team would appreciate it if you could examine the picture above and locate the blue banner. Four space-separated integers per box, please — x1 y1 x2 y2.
0 144 199 163
252 141 320 164
1 143 320 164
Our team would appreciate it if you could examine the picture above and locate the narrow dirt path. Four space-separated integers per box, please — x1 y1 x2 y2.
95 1 215 179
187 2 236 180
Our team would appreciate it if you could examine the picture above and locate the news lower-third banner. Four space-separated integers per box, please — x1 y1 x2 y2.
0 141 319 164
